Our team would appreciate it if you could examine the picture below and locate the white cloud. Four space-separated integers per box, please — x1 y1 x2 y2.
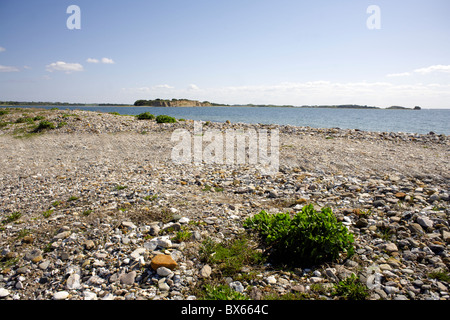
387 65 450 77
46 61 84 73
0 65 19 72
87 58 99 63
0 47 6 53
101 57 114 64
413 64 450 74
188 84 200 90
154 84 174 89
386 72 411 77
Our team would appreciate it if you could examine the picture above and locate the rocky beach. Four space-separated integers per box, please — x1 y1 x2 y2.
0 107 449 301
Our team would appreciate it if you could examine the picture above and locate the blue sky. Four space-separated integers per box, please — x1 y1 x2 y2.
1 0 450 108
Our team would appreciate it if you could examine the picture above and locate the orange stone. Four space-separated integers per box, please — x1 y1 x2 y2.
395 192 407 199
150 254 178 271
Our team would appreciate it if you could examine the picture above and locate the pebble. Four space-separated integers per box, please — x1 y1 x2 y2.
199 265 212 278
0 288 10 298
120 271 137 285
53 291 70 300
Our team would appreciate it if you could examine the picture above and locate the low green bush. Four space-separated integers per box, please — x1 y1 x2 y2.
136 112 155 120
244 204 354 267
34 120 55 132
156 114 177 123
332 274 369 300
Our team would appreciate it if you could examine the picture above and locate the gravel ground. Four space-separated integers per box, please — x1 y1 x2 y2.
0 107 449 300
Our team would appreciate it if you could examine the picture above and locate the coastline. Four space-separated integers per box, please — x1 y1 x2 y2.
0 107 449 301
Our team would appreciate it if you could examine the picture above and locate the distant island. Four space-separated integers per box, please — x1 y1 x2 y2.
134 100 422 110
134 99 220 107
1 99 421 110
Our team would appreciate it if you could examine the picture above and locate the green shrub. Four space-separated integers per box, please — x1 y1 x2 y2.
156 114 176 123
34 120 55 132
243 204 354 267
136 112 155 120
332 274 369 300
15 117 34 124
0 110 9 116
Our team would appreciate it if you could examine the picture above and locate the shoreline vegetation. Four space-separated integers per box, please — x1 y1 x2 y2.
1 99 422 110
0 107 448 301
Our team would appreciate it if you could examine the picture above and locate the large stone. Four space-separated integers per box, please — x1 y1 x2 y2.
24 249 43 263
53 291 69 300
119 271 136 285
442 230 450 243
0 288 10 298
417 216 433 229
66 274 81 290
409 223 424 235
384 242 398 253
157 267 173 277
150 254 178 271
200 264 212 278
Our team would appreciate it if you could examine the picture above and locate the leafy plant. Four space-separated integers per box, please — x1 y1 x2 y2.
115 185 127 190
15 117 34 124
201 284 249 300
156 114 177 123
34 120 55 132
42 209 54 218
2 211 22 224
144 194 158 201
332 274 369 300
68 196 79 201
83 209 93 216
244 204 354 267
136 112 155 120
428 270 450 283
199 235 264 276
173 229 192 243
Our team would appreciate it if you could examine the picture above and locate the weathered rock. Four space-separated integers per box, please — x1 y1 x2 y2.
200 264 212 278
53 291 69 300
150 254 178 270
120 271 137 285
417 216 433 229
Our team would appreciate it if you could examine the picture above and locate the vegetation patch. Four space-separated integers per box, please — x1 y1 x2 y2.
156 114 177 123
199 235 265 276
136 112 155 120
200 284 249 300
34 120 56 132
243 204 354 267
332 274 369 300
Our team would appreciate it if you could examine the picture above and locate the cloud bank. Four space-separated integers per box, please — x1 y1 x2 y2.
46 61 84 73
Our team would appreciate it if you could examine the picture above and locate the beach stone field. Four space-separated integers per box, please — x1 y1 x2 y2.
0 107 449 300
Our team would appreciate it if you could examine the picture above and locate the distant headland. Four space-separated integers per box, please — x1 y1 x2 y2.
0 99 421 110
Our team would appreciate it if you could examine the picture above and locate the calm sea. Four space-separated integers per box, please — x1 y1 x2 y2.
12 106 450 135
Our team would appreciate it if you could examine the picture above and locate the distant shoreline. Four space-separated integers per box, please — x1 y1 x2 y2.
0 104 426 110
